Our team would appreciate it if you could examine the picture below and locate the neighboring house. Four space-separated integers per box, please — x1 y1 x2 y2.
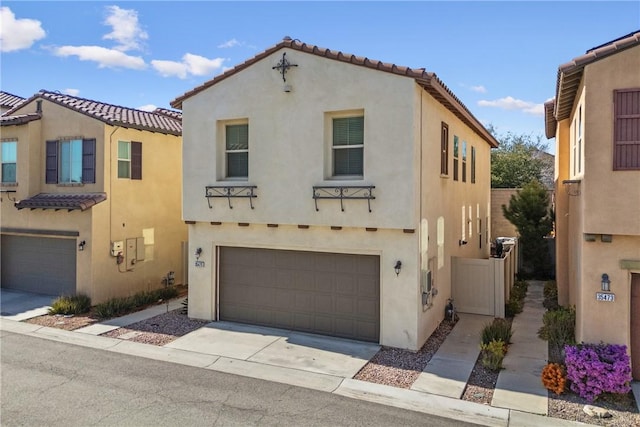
0 91 26 115
0 90 187 304
545 30 640 379
171 38 498 350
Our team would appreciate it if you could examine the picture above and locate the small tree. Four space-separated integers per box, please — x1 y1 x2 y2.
489 125 554 189
502 180 554 277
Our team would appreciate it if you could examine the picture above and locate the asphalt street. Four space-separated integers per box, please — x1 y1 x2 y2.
1 332 474 427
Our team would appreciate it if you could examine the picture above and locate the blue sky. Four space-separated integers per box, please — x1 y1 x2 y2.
2 1 639 153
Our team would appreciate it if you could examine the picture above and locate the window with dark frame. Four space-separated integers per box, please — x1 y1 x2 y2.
462 141 467 182
1 141 17 183
471 146 476 184
613 89 640 170
453 135 459 181
440 122 449 175
117 141 142 180
225 124 249 178
46 138 97 184
333 116 364 177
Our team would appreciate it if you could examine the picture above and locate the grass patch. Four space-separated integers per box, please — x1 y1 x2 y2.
48 294 92 315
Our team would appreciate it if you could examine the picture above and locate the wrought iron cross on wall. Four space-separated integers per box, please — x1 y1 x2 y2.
272 52 298 82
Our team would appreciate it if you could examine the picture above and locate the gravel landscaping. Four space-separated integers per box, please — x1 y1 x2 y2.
22 298 639 425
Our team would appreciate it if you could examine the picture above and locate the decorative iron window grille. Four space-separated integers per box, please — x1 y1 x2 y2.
205 185 257 209
312 185 375 212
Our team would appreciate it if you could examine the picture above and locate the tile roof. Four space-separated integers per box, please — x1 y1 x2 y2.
15 192 107 211
153 107 182 121
0 113 42 126
5 91 182 136
544 100 556 139
0 91 26 112
552 30 640 122
171 37 498 148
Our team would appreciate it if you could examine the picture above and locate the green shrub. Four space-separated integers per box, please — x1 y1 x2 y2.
94 297 135 319
93 286 180 320
154 286 178 301
538 306 576 363
543 280 560 311
505 299 524 317
48 294 92 315
480 339 506 371
481 318 513 345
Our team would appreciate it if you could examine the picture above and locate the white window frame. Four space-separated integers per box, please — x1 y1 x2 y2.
325 110 365 180
1 140 17 184
59 139 83 183
118 140 131 179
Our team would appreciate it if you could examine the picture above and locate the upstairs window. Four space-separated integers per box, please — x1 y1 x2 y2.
118 141 142 180
453 136 459 181
46 138 96 184
614 89 640 170
440 122 449 175
471 146 476 184
1 141 17 183
333 116 364 177
462 141 467 182
225 124 249 178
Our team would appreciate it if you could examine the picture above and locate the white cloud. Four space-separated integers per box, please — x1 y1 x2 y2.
151 59 188 78
470 85 487 94
63 88 80 96
0 7 46 52
137 104 157 112
218 38 241 48
54 45 146 70
102 5 148 52
478 96 545 117
152 53 226 79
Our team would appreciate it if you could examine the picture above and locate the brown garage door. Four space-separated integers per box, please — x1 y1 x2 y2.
219 247 380 342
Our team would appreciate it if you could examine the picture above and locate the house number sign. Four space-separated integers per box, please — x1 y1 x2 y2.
595 292 615 302
195 261 205 268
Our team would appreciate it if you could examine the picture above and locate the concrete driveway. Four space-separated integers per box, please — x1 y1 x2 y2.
0 289 56 321
165 321 381 379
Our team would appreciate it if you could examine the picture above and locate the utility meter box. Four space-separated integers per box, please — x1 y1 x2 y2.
111 241 124 256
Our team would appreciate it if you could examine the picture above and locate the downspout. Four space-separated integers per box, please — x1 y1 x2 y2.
108 126 121 246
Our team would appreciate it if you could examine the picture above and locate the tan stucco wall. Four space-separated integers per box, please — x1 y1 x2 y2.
1 100 186 304
577 235 640 349
181 48 418 230
583 45 640 235
491 189 519 240
417 87 492 345
555 120 571 306
89 125 186 303
187 222 421 349
181 47 494 350
554 44 640 350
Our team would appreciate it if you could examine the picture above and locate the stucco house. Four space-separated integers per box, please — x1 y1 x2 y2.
544 30 640 379
171 38 498 350
0 90 187 304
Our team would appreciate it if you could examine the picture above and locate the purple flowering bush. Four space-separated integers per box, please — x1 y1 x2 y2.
564 343 632 402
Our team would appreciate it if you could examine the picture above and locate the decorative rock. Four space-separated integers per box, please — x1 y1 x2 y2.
583 405 612 418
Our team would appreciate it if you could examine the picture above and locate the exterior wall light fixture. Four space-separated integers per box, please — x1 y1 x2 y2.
394 260 402 276
601 273 611 292
78 240 86 251
195 247 203 259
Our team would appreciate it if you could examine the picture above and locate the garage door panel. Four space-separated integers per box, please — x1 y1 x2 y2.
315 294 333 314
1 235 76 295
219 247 379 342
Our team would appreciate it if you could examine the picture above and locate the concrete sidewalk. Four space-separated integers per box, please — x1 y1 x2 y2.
492 280 549 414
0 290 597 426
